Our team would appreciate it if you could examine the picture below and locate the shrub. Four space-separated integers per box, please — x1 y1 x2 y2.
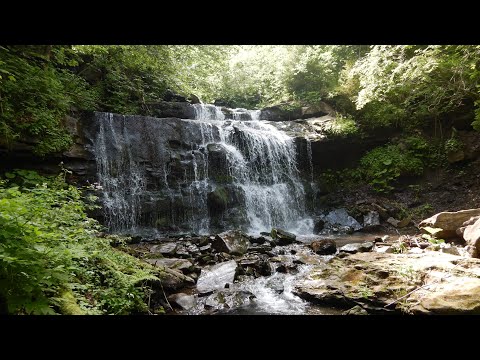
0 170 159 314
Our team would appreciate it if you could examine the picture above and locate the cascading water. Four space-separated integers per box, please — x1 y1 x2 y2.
93 104 313 235
192 103 313 235
94 113 146 232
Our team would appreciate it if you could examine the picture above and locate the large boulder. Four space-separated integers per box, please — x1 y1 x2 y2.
196 260 238 294
463 217 480 258
212 230 250 255
324 208 363 232
419 209 480 239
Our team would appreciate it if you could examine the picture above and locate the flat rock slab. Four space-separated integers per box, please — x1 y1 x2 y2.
293 251 480 314
197 260 238 294
339 242 374 254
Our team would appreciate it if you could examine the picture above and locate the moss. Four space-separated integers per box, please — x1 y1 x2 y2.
57 290 85 315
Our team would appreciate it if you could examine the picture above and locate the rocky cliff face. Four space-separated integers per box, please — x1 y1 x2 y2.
0 101 395 237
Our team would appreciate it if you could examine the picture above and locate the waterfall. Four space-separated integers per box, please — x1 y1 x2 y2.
93 104 313 236
192 104 312 234
94 113 146 232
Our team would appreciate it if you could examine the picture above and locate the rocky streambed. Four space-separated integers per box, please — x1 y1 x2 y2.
125 209 480 315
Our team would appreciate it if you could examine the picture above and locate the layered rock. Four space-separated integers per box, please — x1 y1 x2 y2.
293 251 480 314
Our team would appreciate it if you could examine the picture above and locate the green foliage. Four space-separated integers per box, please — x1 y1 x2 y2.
0 170 159 314
444 136 463 154
358 101 408 129
421 234 445 245
0 46 98 155
323 114 359 137
318 168 363 192
360 139 426 192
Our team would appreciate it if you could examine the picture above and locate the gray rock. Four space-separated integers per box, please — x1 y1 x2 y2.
212 230 250 255
339 242 374 254
150 242 177 256
168 293 197 311
197 260 238 294
145 258 194 273
314 219 325 234
363 211 380 229
325 209 362 232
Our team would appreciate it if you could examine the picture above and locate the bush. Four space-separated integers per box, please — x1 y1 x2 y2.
360 138 427 192
0 170 159 314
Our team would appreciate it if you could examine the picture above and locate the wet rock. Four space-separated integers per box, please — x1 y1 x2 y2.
199 243 212 252
238 254 272 277
342 305 368 315
247 243 273 254
145 258 194 273
339 242 374 254
250 236 266 245
419 209 480 239
197 260 238 294
266 276 285 294
276 264 288 273
324 208 362 232
363 211 380 229
271 228 297 245
168 293 197 311
314 219 325 234
212 230 250 255
311 239 337 255
150 242 177 256
203 290 256 312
